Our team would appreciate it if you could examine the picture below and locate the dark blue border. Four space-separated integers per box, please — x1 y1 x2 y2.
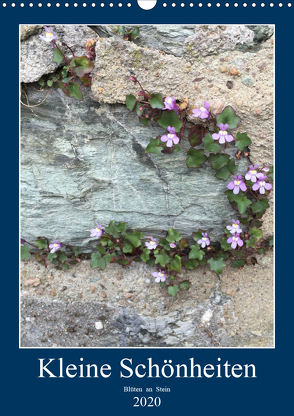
3 3 292 414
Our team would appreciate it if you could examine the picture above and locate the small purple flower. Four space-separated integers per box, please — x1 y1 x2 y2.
226 219 242 234
152 269 166 283
261 167 270 173
145 237 157 250
49 240 62 253
20 238 25 246
170 243 176 248
212 123 234 144
39 26 57 48
90 223 103 238
227 175 247 195
160 126 180 148
245 165 262 183
252 175 272 194
163 96 179 112
192 101 210 119
227 233 243 249
197 232 210 248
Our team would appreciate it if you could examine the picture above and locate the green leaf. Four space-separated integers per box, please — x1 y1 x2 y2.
34 238 48 249
125 230 143 248
169 255 181 272
135 102 143 116
184 259 199 269
126 94 136 111
257 248 265 255
155 250 170 267
179 239 188 249
48 252 57 261
118 25 125 35
169 275 176 280
174 144 181 155
105 220 120 238
180 281 190 290
38 79 45 86
100 237 110 246
51 259 59 265
160 281 166 287
80 75 92 87
166 228 182 243
96 244 106 255
67 81 83 101
251 199 269 213
149 93 164 109
215 158 238 180
21 245 31 260
158 110 182 132
57 81 69 96
47 79 53 87
249 227 263 240
208 257 226 274
199 258 207 266
71 56 94 77
145 138 163 156
115 259 130 266
168 285 179 297
203 134 221 154
53 48 65 65
189 244 205 260
220 237 231 251
188 125 206 147
58 252 67 263
192 230 205 242
216 106 240 129
235 132 252 151
235 196 252 214
209 153 230 170
225 189 239 202
74 247 82 257
268 166 274 180
131 27 140 39
61 263 69 270
231 259 245 268
103 254 112 264
159 238 172 251
269 236 274 246
246 236 257 248
140 248 150 263
123 242 134 254
91 252 106 269
186 149 207 168
146 258 155 266
139 116 151 126
230 250 245 258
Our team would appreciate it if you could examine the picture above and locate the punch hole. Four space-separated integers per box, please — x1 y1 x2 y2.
137 0 157 9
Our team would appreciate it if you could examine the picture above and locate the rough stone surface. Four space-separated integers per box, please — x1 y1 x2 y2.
20 250 273 348
21 86 248 248
20 25 98 83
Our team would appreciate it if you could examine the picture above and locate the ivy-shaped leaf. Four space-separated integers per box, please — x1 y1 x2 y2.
139 117 151 126
74 247 82 256
209 153 230 170
34 238 48 249
168 284 179 297
53 48 65 65
220 237 231 251
179 239 189 249
208 257 226 274
184 259 199 269
126 94 136 111
249 227 263 240
135 102 143 116
189 244 205 260
158 110 182 132
145 138 163 156
90 252 106 269
245 236 257 248
131 27 140 39
234 195 252 214
216 106 240 129
180 281 190 290
123 242 134 254
21 245 31 261
104 254 112 264
58 252 67 263
48 252 57 261
231 259 245 268
67 82 83 101
188 125 206 147
155 250 170 267
215 158 238 180
125 230 143 248
251 199 269 213
96 244 106 255
149 94 164 109
235 132 252 151
140 248 150 263
166 228 182 243
186 149 207 168
203 134 221 154
71 56 94 77
169 255 181 272
61 263 69 270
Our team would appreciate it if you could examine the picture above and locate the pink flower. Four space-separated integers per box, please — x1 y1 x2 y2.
170 243 176 248
49 240 62 253
227 234 243 249
197 232 210 248
192 101 210 119
252 175 272 194
90 224 103 238
160 126 179 147
145 237 157 250
227 175 247 195
226 219 242 234
163 96 179 112
245 165 263 183
39 26 57 49
212 123 234 144
152 269 166 283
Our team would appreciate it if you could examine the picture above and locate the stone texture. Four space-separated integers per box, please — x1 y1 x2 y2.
20 250 273 348
21 86 248 248
20 25 98 83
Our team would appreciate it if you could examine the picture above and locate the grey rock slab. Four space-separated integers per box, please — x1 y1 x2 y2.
20 25 98 83
21 85 249 249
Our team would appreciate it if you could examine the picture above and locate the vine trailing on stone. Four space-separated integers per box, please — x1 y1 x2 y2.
21 39 274 298
38 27 95 100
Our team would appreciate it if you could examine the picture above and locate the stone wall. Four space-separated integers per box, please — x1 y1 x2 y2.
20 25 274 348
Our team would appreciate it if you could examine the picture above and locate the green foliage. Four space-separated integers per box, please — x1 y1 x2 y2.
158 110 182 132
169 255 181 272
203 134 221 154
145 138 163 156
139 117 151 126
189 244 204 260
168 285 179 297
21 245 31 261
231 259 245 268
149 94 164 109
269 236 274 246
123 242 134 254
179 239 188 249
91 252 106 269
155 250 170 267
140 248 150 263
216 106 240 129
235 132 252 151
188 125 206 147
34 238 48 249
220 237 231 251
184 259 199 269
208 257 226 274
74 247 82 256
67 82 83 101
131 27 140 39
166 228 182 243
186 149 207 168
58 252 67 263
249 227 263 240
71 56 94 77
215 158 237 180
251 199 269 213
180 281 190 290
126 94 136 111
235 195 252 214
209 153 230 170
125 230 143 248
53 48 65 65
48 252 57 261
245 236 257 248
